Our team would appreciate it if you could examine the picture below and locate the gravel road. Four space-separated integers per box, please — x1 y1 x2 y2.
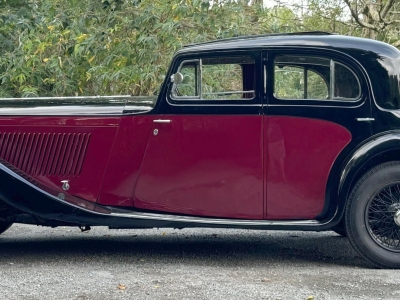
0 224 398 300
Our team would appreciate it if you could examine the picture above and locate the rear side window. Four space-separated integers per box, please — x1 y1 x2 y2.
171 56 255 100
274 55 360 101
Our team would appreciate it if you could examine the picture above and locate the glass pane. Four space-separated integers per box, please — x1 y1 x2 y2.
173 63 198 97
307 70 328 100
274 66 304 99
334 63 360 99
202 64 244 100
171 56 255 101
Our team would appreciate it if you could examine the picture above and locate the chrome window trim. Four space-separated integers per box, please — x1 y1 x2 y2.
267 102 364 109
273 55 362 103
331 61 362 101
199 58 203 99
330 58 335 99
169 57 256 103
171 59 201 100
166 103 262 107
203 90 255 96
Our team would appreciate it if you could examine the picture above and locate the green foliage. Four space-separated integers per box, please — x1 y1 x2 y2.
0 0 398 98
0 0 270 97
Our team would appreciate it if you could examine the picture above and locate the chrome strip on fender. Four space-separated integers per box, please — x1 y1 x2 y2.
0 95 156 116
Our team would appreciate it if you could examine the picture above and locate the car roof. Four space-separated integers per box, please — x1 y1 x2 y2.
178 32 400 58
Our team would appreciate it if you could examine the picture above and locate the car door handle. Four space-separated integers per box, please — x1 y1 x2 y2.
153 119 172 123
356 118 375 122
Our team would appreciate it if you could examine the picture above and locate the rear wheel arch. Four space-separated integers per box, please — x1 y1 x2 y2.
329 134 400 224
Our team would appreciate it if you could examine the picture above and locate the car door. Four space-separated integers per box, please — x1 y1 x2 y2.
264 49 372 220
134 51 265 219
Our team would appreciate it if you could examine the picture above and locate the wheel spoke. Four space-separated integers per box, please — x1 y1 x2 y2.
366 183 400 252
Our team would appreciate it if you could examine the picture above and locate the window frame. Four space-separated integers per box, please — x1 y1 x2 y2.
166 50 262 107
274 64 330 100
273 55 361 102
266 48 366 107
171 59 202 100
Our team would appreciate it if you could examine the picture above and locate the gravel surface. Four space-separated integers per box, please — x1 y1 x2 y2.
0 224 398 300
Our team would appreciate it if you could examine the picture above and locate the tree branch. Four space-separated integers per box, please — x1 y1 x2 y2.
381 0 396 19
367 3 381 22
393 40 400 47
343 0 378 30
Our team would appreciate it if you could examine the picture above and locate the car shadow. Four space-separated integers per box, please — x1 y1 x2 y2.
0 226 374 268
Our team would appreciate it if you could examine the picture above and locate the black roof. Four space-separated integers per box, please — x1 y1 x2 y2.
178 32 400 58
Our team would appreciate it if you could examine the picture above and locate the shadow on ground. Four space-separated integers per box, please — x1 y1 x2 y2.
0 226 372 268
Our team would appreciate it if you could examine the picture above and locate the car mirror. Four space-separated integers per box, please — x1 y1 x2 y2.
171 72 184 84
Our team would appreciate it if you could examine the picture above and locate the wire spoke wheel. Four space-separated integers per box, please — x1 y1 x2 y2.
366 183 400 252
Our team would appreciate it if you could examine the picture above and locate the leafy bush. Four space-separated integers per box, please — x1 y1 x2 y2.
0 0 398 98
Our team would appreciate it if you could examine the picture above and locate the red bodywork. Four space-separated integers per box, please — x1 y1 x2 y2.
0 117 120 202
266 116 351 219
0 114 351 220
134 115 264 219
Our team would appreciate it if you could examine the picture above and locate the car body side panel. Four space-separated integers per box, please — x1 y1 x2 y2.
134 115 264 219
0 116 120 202
97 115 154 206
266 116 352 219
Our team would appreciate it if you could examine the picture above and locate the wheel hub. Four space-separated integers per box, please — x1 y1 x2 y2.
395 210 400 227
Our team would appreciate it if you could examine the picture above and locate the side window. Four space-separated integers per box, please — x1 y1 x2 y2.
179 63 198 97
171 56 255 100
274 55 360 101
334 63 361 99
275 66 328 100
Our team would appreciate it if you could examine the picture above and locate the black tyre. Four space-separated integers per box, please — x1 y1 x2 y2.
345 162 400 268
0 221 12 235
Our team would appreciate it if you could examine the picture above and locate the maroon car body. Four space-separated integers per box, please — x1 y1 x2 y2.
1 32 400 268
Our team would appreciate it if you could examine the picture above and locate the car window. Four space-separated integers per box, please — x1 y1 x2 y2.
334 62 360 99
274 55 360 101
171 56 255 100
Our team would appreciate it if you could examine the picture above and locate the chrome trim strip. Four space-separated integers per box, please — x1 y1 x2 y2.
268 102 363 108
203 90 255 95
153 119 172 123
330 58 335 100
199 58 203 99
0 96 156 116
107 209 322 227
166 103 263 107
0 95 132 101
0 106 125 115
356 117 375 122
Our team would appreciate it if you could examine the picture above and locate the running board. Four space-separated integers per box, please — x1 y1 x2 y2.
106 207 323 230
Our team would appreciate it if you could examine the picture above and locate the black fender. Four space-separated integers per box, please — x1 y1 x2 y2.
336 131 400 220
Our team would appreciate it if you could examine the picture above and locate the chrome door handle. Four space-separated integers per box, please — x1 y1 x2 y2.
356 118 375 122
153 119 172 123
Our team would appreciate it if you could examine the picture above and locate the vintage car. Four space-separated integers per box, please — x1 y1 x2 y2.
0 32 400 268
